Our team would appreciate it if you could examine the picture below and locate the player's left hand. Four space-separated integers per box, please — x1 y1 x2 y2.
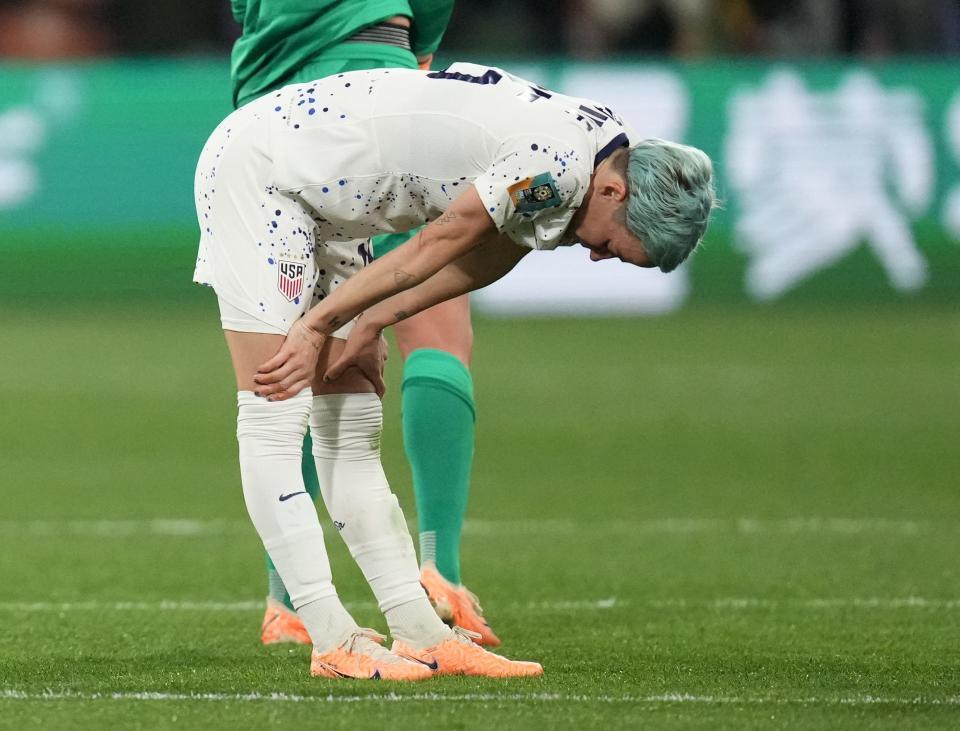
324 321 388 397
253 319 326 401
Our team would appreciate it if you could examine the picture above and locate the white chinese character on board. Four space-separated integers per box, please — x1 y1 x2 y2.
0 107 43 208
943 89 960 241
0 72 80 209
726 69 933 300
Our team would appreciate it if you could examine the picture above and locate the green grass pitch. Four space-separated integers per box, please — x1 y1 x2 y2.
1 303 958 729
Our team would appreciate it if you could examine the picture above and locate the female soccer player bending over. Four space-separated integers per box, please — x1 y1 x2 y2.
194 62 714 679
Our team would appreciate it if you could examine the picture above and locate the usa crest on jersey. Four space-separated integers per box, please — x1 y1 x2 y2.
278 260 306 301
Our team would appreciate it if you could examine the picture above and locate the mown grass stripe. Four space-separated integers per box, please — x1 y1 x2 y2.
0 517 947 537
2 597 958 612
0 599 619 612
2 689 959 707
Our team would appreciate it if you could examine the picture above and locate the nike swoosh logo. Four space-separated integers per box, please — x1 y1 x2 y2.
278 491 308 502
413 656 439 671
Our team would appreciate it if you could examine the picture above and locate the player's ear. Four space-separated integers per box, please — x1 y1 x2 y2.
599 175 628 204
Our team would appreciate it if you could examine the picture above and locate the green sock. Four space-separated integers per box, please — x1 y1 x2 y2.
402 349 476 586
264 431 321 611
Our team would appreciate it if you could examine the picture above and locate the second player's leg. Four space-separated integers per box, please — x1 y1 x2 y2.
393 295 475 585
393 295 501 646
393 294 474 364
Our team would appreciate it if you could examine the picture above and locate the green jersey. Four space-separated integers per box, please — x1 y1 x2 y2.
230 0 454 108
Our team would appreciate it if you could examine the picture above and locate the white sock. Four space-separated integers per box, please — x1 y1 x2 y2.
385 598 452 649
311 393 452 648
296 597 357 653
236 390 357 649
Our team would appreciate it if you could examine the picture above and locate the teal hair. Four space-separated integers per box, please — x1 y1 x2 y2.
622 139 715 273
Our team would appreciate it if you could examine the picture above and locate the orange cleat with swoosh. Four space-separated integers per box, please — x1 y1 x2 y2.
419 563 502 646
393 627 542 678
260 597 312 645
311 628 434 680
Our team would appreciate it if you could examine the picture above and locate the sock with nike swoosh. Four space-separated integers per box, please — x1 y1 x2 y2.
237 390 357 650
311 393 451 649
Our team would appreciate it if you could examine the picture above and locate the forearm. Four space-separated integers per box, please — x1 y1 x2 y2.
303 231 432 335
303 187 493 335
359 266 471 334
360 233 528 334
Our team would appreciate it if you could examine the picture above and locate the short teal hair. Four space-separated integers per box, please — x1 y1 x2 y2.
621 139 715 273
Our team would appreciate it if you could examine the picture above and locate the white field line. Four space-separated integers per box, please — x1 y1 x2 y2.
0 519 249 537
649 597 960 610
0 599 620 613
1 689 959 708
3 597 960 613
0 517 948 537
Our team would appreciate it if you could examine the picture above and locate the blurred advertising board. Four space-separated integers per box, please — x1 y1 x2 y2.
1 60 958 309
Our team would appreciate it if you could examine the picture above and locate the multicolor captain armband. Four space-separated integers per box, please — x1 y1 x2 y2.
507 172 561 213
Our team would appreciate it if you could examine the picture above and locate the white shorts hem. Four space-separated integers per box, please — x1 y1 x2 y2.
216 294 351 339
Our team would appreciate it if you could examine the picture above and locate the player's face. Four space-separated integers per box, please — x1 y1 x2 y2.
577 224 653 267
572 161 655 268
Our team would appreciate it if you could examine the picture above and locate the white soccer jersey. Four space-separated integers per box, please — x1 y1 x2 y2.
194 63 634 334
267 62 634 250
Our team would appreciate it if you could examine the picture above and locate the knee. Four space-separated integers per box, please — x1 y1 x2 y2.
237 390 312 458
401 349 476 414
395 312 473 365
309 393 383 460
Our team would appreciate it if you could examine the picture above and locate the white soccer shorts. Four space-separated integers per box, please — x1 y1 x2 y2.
193 101 370 338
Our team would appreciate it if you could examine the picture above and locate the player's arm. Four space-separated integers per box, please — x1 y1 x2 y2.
311 185 493 335
253 186 494 397
359 231 528 333
324 233 528 383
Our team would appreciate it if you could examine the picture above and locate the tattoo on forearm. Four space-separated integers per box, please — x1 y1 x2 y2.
393 270 414 286
394 310 410 322
436 210 458 225
294 321 322 350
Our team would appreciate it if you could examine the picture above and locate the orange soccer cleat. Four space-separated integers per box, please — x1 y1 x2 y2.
419 564 502 646
311 629 434 681
393 627 543 678
260 597 312 646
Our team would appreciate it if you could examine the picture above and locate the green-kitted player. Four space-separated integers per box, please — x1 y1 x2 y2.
229 0 499 646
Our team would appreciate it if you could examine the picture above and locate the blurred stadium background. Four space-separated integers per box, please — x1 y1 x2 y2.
1 1 959 728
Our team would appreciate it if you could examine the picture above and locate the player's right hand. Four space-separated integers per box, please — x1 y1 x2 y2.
253 319 325 401
323 320 386 396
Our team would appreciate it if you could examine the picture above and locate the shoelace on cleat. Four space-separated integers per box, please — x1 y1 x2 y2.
341 629 409 665
344 628 386 650
450 627 483 645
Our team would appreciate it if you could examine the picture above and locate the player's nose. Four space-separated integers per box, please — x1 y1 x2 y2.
589 248 613 261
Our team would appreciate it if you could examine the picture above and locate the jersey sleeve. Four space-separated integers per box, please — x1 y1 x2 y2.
408 0 455 57
474 135 591 251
